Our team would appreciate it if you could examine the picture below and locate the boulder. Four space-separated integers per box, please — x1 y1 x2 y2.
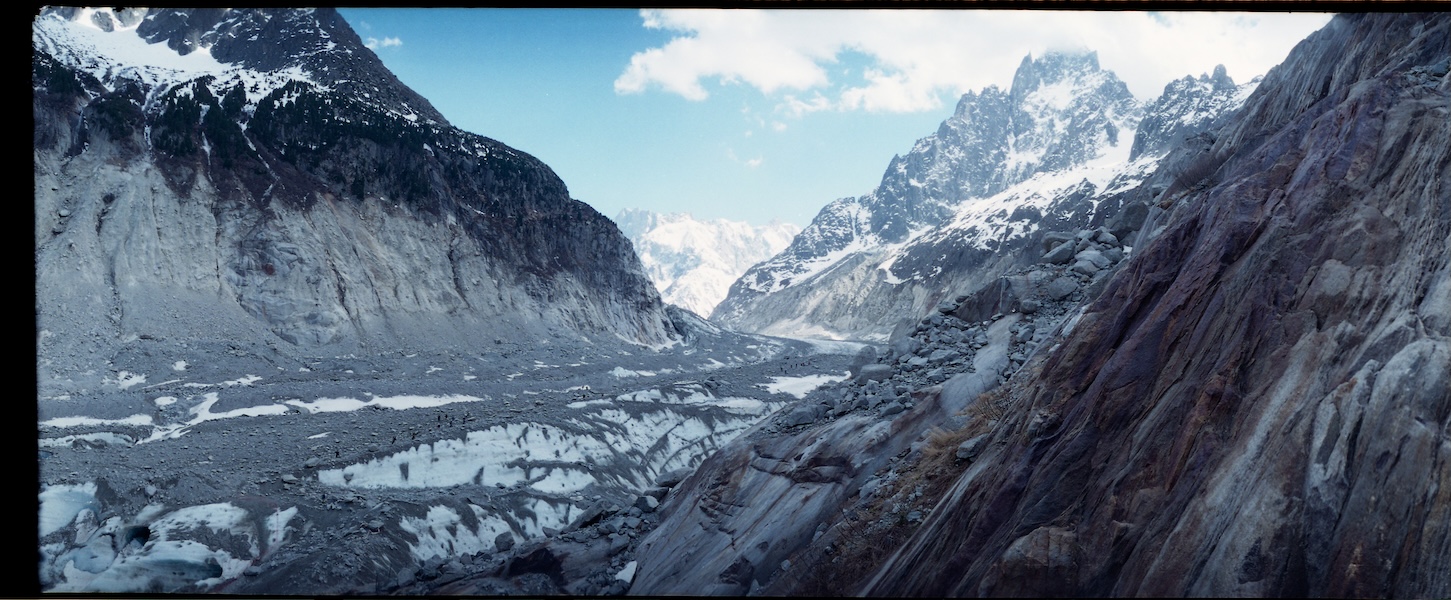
1040 231 1076 253
1071 260 1101 276
1044 277 1078 301
1075 249 1112 270
1094 229 1119 246
1042 240 1076 264
494 532 515 553
956 434 989 461
782 403 821 428
856 364 895 382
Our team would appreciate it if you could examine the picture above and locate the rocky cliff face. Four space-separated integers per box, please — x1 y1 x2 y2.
863 13 1450 596
714 51 1254 342
632 12 1449 597
34 8 674 392
615 210 799 318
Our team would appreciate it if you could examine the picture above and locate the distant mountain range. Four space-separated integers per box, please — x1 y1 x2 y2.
615 210 799 317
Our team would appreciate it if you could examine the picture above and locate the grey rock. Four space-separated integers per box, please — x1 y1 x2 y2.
1041 231 1076 253
782 403 821 428
1045 277 1078 301
956 434 989 461
1072 260 1101 276
927 349 958 364
857 363 895 382
494 532 514 553
609 533 630 555
1014 325 1036 344
1043 240 1077 264
1075 249 1112 270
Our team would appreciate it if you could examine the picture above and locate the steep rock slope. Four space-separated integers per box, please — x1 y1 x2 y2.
615 209 799 317
715 52 1253 341
628 12 1447 597
35 8 673 392
861 12 1450 597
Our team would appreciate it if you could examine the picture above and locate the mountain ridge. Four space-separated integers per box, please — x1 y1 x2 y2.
714 49 1255 341
34 7 676 395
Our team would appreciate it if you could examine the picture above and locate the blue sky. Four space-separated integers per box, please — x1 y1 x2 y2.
338 9 1332 227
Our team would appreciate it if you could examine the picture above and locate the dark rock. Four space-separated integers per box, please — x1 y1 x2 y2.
956 434 989 461
494 532 514 553
654 468 693 488
862 14 1451 598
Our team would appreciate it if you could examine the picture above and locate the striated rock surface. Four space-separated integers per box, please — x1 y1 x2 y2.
862 12 1450 597
34 8 674 393
630 12 1447 598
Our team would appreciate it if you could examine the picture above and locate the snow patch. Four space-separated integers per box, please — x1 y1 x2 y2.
760 372 850 399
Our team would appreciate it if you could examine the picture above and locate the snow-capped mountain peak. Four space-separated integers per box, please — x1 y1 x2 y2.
715 51 1259 341
33 8 445 128
616 210 800 317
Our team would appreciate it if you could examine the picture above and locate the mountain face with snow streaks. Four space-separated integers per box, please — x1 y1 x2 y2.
714 51 1254 341
615 210 799 317
34 7 674 390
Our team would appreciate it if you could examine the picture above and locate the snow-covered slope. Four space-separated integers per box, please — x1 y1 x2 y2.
714 51 1257 341
616 210 799 317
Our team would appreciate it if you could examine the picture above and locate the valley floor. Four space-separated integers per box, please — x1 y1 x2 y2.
37 330 861 593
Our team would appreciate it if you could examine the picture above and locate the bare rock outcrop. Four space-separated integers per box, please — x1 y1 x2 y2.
863 12 1450 597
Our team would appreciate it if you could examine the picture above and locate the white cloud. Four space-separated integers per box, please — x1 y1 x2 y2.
615 9 1332 114
726 148 764 169
365 36 403 50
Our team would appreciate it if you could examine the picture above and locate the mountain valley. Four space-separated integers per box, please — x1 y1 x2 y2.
34 8 1449 597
